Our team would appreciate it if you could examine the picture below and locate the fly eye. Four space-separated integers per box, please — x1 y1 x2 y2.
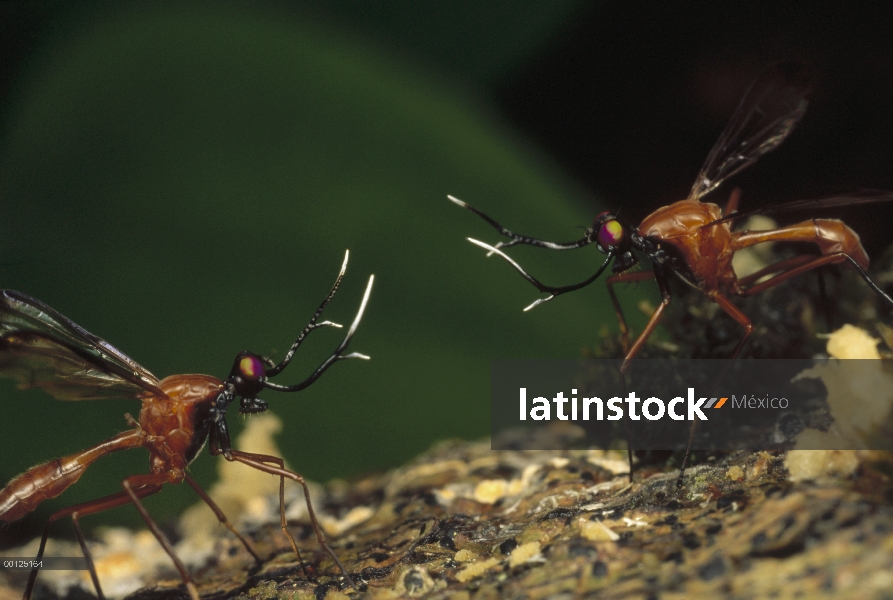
597 218 624 248
239 355 265 381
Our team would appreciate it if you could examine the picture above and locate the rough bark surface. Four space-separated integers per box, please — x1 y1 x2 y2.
3 243 893 600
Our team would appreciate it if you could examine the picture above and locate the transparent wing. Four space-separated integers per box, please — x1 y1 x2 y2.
689 62 811 201
703 189 893 228
0 290 164 400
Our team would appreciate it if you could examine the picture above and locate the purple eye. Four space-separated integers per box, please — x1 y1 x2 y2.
597 218 624 248
239 355 265 380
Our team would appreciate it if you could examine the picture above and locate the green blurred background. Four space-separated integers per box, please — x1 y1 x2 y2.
2 1 893 543
0 0 616 542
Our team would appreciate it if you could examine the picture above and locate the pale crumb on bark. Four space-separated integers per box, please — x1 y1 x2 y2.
455 557 500 582
726 465 745 481
578 518 619 542
508 541 543 567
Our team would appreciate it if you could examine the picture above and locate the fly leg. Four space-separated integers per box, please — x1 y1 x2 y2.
733 219 893 307
742 252 893 304
23 484 163 600
734 218 869 268
736 253 819 286
676 293 754 487
615 266 672 481
619 266 672 377
676 221 893 485
209 450 313 581
120 473 202 600
220 449 358 592
183 473 261 563
606 270 656 354
711 293 755 360
737 253 837 328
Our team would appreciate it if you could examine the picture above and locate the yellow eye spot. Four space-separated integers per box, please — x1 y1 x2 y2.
240 356 263 380
598 219 624 247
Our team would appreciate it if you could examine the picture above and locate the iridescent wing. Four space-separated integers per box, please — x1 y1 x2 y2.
702 189 893 229
689 62 811 201
0 290 165 400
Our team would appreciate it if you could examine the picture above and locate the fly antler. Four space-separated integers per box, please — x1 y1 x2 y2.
467 238 612 311
450 195 609 310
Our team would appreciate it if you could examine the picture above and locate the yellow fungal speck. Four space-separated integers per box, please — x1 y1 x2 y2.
726 465 745 481
454 549 476 562
578 518 620 542
509 541 543 567
455 557 500 582
473 479 508 504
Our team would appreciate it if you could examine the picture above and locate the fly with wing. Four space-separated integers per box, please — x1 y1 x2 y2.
451 62 893 480
0 251 373 599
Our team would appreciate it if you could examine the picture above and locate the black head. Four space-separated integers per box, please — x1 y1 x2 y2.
205 251 374 458
227 351 271 414
590 211 639 274
591 211 625 252
207 352 276 459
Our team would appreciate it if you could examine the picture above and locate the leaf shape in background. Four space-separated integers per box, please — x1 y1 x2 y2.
0 2 629 528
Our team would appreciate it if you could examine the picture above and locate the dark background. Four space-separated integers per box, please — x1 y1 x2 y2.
2 1 892 545
495 1 893 257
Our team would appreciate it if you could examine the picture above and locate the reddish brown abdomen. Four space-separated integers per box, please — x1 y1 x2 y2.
0 429 143 522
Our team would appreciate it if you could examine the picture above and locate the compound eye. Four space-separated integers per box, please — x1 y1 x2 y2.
239 355 265 381
597 218 624 248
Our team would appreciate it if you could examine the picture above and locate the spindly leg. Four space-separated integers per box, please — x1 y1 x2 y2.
676 293 753 487
183 473 261 563
223 449 357 591
737 253 839 329
711 293 755 359
216 450 311 580
121 474 202 600
24 483 163 600
615 267 672 481
676 292 753 487
619 267 673 377
733 216 893 310
743 252 848 296
740 251 893 308
606 270 657 353
736 253 817 287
